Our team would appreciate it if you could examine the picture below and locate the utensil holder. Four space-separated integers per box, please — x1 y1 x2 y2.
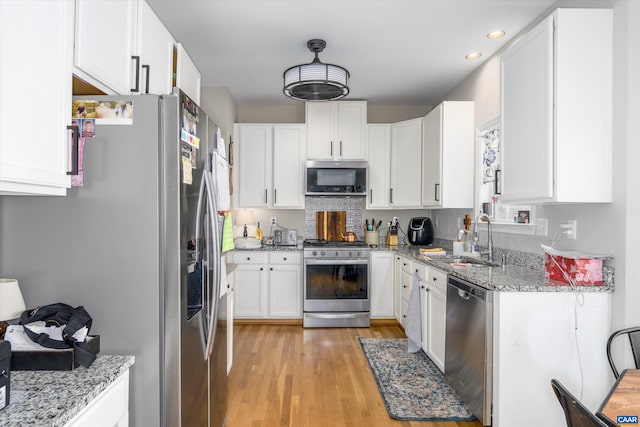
365 230 379 246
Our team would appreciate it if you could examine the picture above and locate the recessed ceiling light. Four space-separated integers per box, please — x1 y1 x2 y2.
466 52 482 60
487 30 506 39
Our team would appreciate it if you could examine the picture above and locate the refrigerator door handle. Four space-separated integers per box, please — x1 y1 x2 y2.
203 170 221 360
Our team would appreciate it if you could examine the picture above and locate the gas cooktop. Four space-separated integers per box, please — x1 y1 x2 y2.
303 239 369 248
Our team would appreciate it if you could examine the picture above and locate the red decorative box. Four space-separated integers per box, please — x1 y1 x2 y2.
544 254 604 285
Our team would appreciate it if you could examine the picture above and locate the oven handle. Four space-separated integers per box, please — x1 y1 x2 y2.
305 312 369 320
304 259 369 266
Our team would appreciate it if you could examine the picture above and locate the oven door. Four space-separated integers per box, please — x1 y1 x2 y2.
304 258 370 313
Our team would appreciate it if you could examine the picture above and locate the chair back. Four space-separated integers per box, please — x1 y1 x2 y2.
606 326 640 378
550 379 608 427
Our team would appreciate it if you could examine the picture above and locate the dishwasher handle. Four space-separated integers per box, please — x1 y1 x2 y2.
447 276 491 302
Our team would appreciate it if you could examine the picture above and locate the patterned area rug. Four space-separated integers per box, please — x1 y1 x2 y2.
358 337 476 422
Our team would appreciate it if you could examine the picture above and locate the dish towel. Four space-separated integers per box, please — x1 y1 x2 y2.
406 271 422 353
221 212 235 253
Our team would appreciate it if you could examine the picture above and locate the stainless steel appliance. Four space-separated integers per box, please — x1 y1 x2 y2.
305 160 367 195
303 239 370 327
274 228 297 246
445 276 493 426
0 93 227 427
407 217 434 246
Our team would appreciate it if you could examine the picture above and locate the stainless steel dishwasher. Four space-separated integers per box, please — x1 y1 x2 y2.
445 275 493 426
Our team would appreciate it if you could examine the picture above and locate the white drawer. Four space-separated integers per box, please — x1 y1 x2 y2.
269 251 301 265
427 267 447 293
232 251 267 264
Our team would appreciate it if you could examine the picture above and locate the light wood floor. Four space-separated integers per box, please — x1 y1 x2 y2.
227 324 483 427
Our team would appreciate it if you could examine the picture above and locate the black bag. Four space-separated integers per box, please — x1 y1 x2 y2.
19 303 98 368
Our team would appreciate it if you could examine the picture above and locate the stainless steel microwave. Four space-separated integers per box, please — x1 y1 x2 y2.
305 160 368 196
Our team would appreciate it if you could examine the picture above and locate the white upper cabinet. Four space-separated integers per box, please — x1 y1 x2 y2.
390 118 423 208
73 0 137 95
0 0 73 195
306 101 366 160
234 124 306 209
367 125 392 209
135 0 175 94
175 42 202 105
421 101 474 208
500 9 612 204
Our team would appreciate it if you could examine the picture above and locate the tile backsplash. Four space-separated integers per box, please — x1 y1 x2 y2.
305 196 364 239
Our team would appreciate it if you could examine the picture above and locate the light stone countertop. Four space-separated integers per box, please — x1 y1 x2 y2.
0 355 135 427
376 244 613 293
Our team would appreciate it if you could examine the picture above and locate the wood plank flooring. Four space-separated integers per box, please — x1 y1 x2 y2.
227 324 482 427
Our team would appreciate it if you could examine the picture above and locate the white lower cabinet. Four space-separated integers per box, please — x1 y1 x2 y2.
424 267 447 372
65 370 130 427
399 260 414 327
232 251 301 319
370 252 394 318
393 254 404 324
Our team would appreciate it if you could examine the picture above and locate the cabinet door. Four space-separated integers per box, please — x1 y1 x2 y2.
367 125 391 209
393 255 403 323
426 285 446 372
337 102 366 159
273 125 306 208
234 265 267 317
390 118 422 207
137 0 174 94
306 102 334 159
175 43 202 105
501 17 554 202
74 0 135 94
236 125 271 208
268 265 301 317
422 104 442 207
420 280 429 352
0 0 73 195
370 252 394 318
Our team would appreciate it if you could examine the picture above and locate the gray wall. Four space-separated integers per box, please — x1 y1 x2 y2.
439 0 640 330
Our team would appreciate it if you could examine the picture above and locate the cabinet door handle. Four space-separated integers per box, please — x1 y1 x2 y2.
340 140 343 156
369 189 372 204
283 257 287 261
330 141 333 157
390 188 394 204
495 169 502 195
142 64 150 94
260 267 264 271
435 183 440 202
264 189 268 204
66 125 79 176
130 55 140 93
270 267 273 271
246 257 251 261
274 188 277 205
433 277 437 281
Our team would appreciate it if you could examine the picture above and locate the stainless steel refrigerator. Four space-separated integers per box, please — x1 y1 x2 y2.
0 92 227 427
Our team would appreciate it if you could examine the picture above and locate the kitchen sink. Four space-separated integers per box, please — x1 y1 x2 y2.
434 257 499 268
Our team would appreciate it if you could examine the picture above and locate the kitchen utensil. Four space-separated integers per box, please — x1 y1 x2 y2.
341 231 357 242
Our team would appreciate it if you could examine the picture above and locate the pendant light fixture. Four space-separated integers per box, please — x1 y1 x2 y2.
283 39 350 101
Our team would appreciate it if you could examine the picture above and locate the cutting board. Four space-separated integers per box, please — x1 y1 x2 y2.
316 211 347 241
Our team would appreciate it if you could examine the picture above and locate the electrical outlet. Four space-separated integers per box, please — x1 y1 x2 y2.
536 218 548 237
567 219 577 240
270 217 277 225
456 217 461 229
434 216 439 228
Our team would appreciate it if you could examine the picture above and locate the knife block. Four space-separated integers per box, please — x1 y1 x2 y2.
386 231 398 246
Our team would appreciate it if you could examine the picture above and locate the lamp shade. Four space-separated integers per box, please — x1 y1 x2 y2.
0 279 26 321
235 209 255 226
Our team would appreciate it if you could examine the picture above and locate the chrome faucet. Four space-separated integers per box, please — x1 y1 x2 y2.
475 213 494 263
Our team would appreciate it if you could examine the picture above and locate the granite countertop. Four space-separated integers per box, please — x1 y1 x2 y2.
233 245 301 252
1 355 135 427
379 245 613 293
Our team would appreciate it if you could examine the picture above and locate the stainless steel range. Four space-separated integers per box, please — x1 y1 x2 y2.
303 239 370 328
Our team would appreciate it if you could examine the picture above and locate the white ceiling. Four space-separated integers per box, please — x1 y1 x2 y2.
147 0 557 106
